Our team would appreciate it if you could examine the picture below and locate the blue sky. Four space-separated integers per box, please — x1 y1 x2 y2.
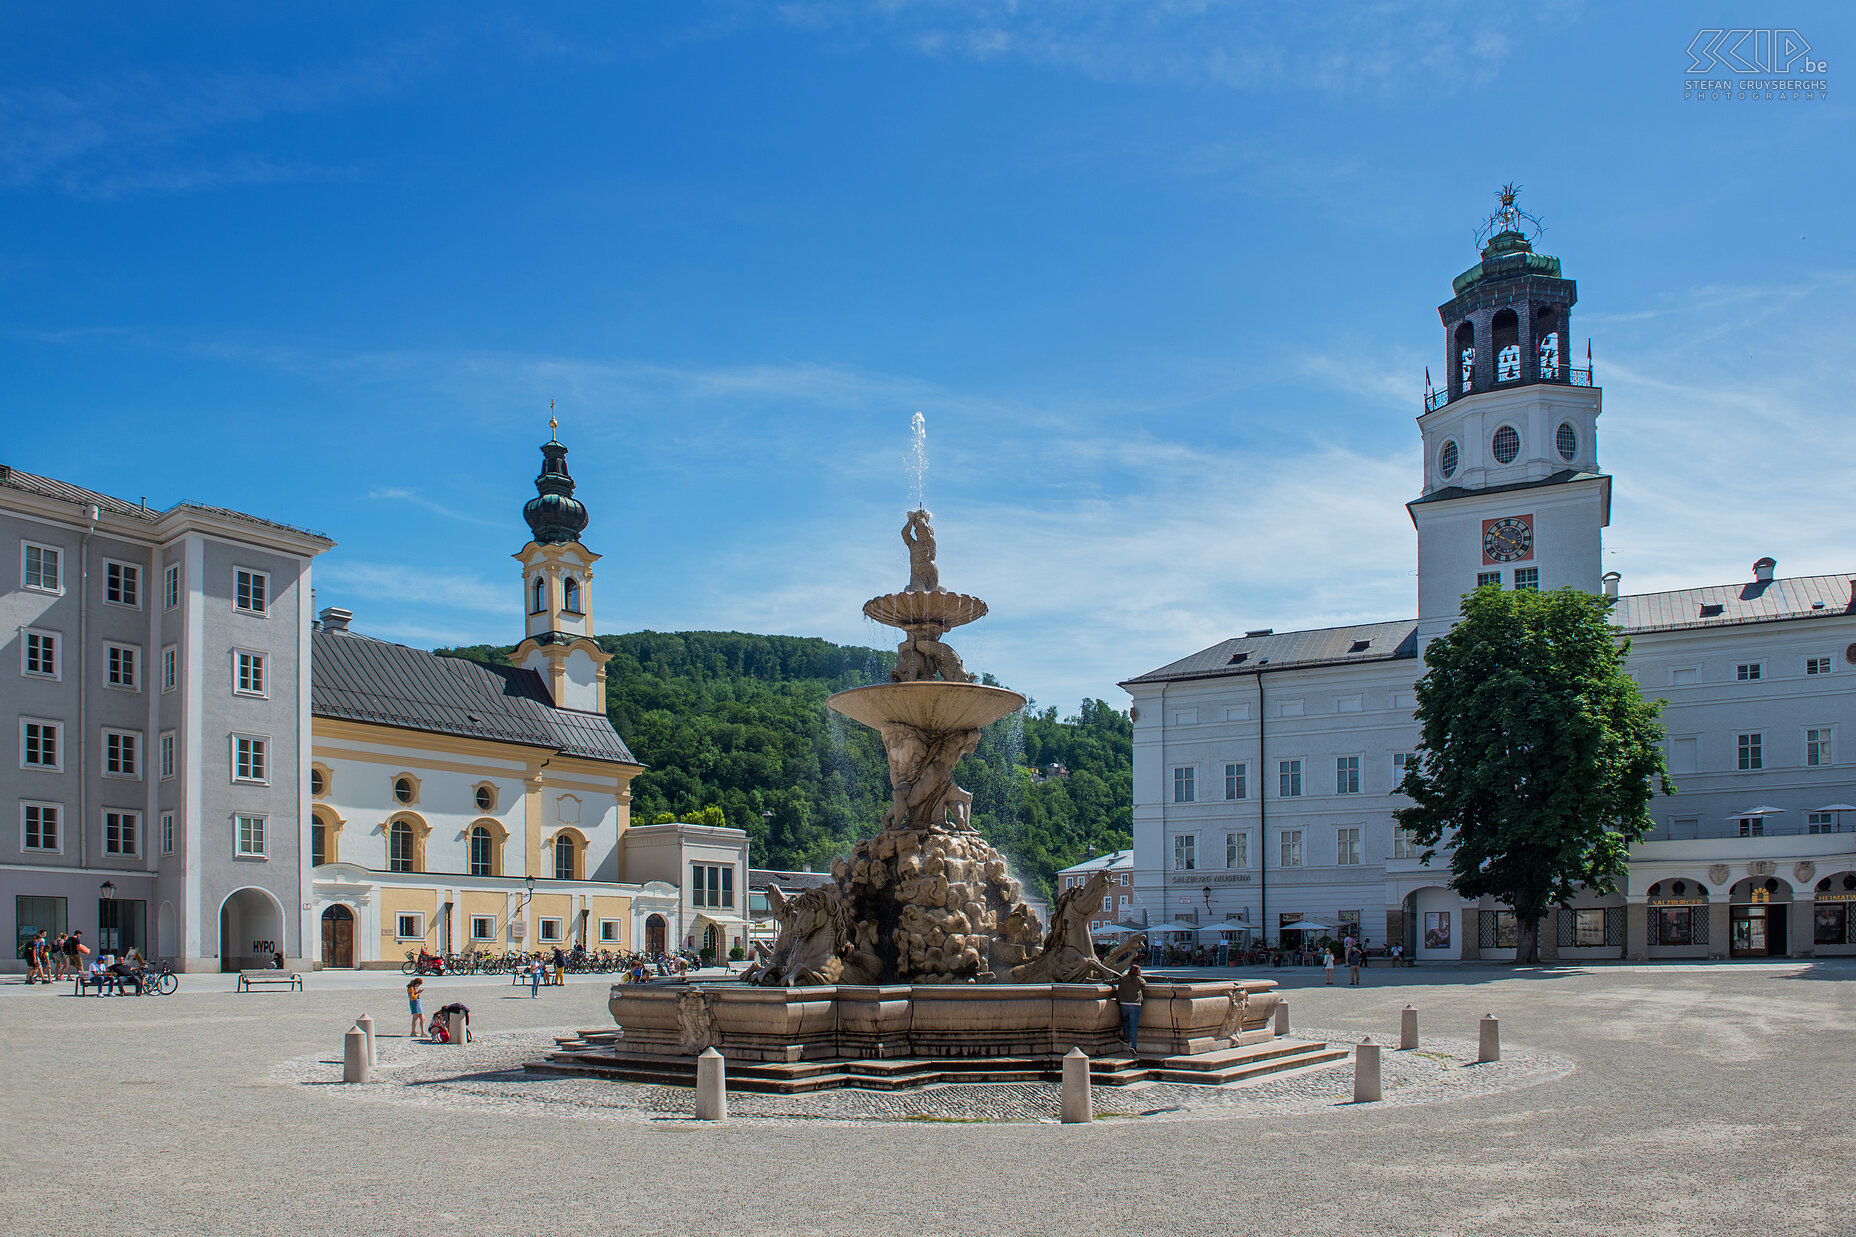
4 3 1852 709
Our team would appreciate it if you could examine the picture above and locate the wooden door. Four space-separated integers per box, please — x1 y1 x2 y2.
321 906 355 968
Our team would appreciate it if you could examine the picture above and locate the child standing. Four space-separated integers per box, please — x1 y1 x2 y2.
407 977 425 1037
1323 948 1336 985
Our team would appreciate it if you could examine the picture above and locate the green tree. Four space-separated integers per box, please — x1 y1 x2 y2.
1394 586 1671 963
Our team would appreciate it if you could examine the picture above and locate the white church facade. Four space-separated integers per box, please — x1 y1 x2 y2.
1122 216 1856 962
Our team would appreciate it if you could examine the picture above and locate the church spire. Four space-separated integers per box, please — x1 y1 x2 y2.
523 424 590 546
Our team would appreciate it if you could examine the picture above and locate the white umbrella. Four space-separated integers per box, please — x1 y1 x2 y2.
1089 924 1138 937
1732 806 1786 817
1811 803 1856 812
1279 920 1338 934
1146 920 1207 934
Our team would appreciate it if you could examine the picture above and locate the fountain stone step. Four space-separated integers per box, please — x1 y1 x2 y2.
523 1037 1345 1095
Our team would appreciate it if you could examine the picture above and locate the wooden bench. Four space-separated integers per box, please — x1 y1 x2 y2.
237 970 303 992
73 973 119 996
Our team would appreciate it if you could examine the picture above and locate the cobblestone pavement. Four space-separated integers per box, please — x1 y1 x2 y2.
5 961 1853 1236
274 1028 1569 1124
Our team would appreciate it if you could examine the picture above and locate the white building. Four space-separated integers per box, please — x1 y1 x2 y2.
1122 220 1856 962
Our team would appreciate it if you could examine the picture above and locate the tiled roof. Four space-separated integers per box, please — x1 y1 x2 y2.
0 465 330 542
748 868 836 892
311 630 638 765
1121 574 1856 688
1614 573 1856 634
1057 849 1134 876
1122 620 1420 687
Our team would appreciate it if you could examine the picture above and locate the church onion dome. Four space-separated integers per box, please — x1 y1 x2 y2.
1451 229 1563 297
523 439 589 545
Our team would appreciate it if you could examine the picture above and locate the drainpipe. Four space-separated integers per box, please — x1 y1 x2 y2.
1256 670 1267 947
78 505 98 869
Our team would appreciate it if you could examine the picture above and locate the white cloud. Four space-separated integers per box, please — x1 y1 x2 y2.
314 561 511 617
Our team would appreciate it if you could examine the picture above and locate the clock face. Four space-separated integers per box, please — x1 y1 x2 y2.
1482 515 1534 564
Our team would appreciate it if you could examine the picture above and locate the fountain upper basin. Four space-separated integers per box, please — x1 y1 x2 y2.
828 680 1026 733
862 589 989 631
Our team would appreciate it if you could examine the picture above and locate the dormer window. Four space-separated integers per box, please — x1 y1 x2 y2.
531 577 547 615
563 576 582 615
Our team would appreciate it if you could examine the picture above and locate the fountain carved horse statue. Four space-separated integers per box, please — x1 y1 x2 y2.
1009 871 1132 983
743 884 879 987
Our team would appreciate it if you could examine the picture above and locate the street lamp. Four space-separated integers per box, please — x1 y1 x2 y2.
99 881 116 900
1201 884 1212 910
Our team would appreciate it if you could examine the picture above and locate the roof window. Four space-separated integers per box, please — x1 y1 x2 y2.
1226 652 1249 665
1348 640 1371 653
1699 603 1724 618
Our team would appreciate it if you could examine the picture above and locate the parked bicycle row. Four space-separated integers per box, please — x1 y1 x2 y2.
400 945 703 977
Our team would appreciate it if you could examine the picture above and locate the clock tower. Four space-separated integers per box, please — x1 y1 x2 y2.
1409 188 1610 640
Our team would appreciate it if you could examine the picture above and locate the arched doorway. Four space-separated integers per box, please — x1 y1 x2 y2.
645 914 667 957
1729 876 1792 957
321 905 355 968
703 923 720 957
219 887 286 972
157 900 177 963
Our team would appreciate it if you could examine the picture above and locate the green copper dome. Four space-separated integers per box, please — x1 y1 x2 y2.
523 440 589 545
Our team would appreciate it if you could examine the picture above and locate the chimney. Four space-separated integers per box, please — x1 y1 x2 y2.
1601 571 1620 599
1752 557 1776 584
319 606 353 633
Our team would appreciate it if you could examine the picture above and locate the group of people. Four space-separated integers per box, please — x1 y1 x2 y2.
404 978 470 1042
19 929 89 983
1322 935 1368 986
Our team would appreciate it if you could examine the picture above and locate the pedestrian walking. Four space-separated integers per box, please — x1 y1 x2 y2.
1116 962 1147 1050
408 977 426 1037
551 945 566 987
529 957 542 997
51 931 69 981
1323 948 1336 984
65 930 88 976
23 931 45 984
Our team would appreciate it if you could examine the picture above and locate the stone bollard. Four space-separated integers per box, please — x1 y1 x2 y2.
356 1013 376 1066
1478 1013 1500 1063
1274 1000 1289 1036
343 1025 370 1084
447 1011 468 1046
695 1047 727 1121
1400 1005 1418 1051
1060 1047 1092 1124
1353 1037 1381 1103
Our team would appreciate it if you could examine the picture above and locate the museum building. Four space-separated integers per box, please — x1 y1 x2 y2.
1121 219 1856 961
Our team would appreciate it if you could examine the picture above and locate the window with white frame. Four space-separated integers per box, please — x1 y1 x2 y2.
538 917 563 943
1172 766 1195 803
164 562 180 610
1336 755 1360 794
1392 826 1416 859
1224 762 1246 800
21 802 60 852
1391 752 1413 789
105 643 139 690
1279 759 1302 796
1736 663 1762 681
1737 732 1762 770
160 811 174 855
21 719 61 770
1476 571 1501 588
1279 829 1303 868
104 560 140 608
235 813 267 857
1514 567 1539 591
103 729 139 777
159 731 175 780
105 810 139 856
1807 656 1831 676
690 863 735 908
1173 833 1196 870
1738 816 1765 838
234 568 269 615
23 542 61 592
472 916 497 941
1807 728 1833 767
23 629 59 679
234 650 266 696
161 645 176 692
1224 830 1248 869
1337 827 1362 865
1100 895 1112 912
232 735 267 784
396 912 425 941
599 919 622 943
1807 812 1836 835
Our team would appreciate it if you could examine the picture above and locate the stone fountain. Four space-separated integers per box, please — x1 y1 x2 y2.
533 501 1337 1093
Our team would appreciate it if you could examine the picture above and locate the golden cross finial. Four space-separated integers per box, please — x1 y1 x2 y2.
549 400 558 441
